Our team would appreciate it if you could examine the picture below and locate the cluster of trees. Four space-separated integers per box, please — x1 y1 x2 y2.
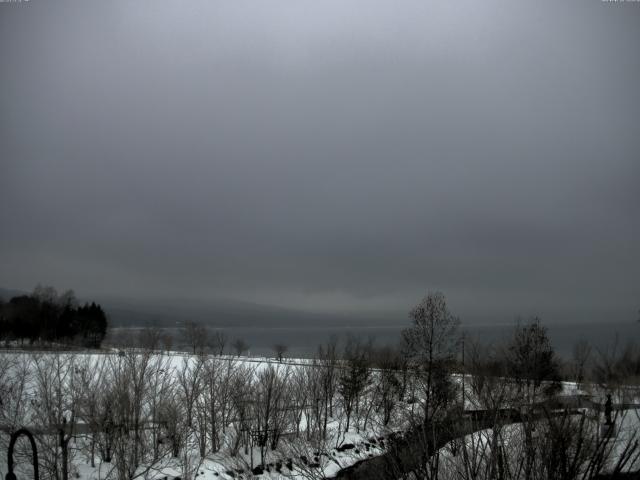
0 292 638 480
0 348 347 480
429 325 640 480
0 329 414 480
383 293 640 480
0 285 108 348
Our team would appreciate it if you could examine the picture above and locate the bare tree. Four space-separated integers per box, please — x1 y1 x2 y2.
338 336 372 433
302 356 328 441
0 352 31 433
290 367 310 436
210 330 227 356
457 339 520 480
232 338 249 356
507 319 561 405
372 345 403 426
177 356 204 430
245 364 293 466
30 352 80 480
570 338 592 386
161 331 174 352
197 356 240 454
317 336 339 438
136 326 164 351
182 320 209 354
396 292 462 479
229 363 258 457
75 354 111 468
106 348 176 480
273 343 288 362
402 292 460 427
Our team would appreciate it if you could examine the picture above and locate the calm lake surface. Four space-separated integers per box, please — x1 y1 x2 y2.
114 321 640 359
220 322 639 359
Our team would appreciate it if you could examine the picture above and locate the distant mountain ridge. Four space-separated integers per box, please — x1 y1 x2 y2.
0 287 395 328
97 295 395 328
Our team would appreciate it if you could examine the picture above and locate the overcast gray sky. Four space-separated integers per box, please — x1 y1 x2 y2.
1 0 638 323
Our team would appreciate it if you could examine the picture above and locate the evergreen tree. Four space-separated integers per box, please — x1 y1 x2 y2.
0 287 108 348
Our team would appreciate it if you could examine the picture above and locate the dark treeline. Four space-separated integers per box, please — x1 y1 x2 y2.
0 285 108 348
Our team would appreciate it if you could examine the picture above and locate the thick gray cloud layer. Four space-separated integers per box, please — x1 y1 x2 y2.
1 0 639 322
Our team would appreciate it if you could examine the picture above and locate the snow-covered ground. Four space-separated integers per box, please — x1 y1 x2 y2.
1 349 639 480
0 350 405 480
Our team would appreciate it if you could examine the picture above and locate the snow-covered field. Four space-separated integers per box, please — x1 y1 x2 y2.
1 349 639 480
0 350 406 480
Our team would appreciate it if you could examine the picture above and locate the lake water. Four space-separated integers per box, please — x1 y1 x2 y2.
116 321 640 359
